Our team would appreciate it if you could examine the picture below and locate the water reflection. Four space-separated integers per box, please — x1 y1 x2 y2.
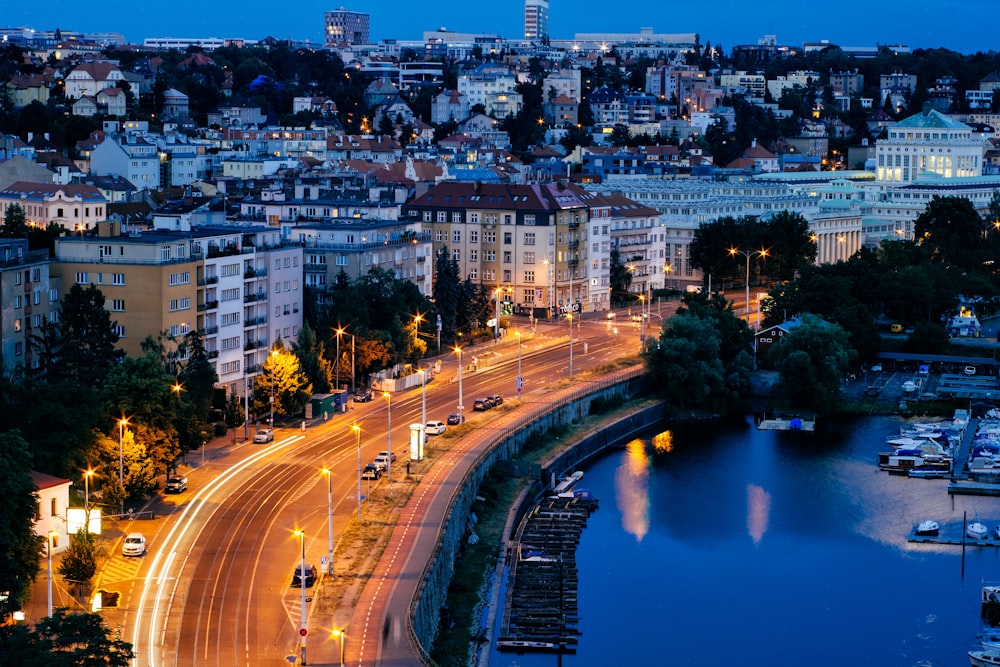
652 430 673 453
746 483 771 545
614 439 649 541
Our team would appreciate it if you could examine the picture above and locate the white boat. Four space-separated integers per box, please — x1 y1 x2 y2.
982 629 1000 652
969 649 1000 666
968 517 990 540
915 520 939 536
983 586 1000 604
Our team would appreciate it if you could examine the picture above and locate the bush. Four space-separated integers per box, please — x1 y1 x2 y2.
213 422 228 437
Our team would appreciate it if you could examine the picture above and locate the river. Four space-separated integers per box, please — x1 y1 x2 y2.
488 415 1000 667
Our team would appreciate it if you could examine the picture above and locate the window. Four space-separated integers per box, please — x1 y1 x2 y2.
452 212 462 223
110 299 125 312
335 255 348 266
503 251 511 263
484 250 496 262
469 249 478 262
292 280 298 290
114 325 126 338
76 272 88 284
523 289 535 303
14 319 20 332
484 231 496 243
112 273 125 285
220 360 241 375
169 297 191 311
50 288 58 303
14 341 22 356
524 232 535 245
423 211 432 222
437 211 447 222
524 214 536 226
221 288 240 301
221 312 241 326
453 231 461 243
221 336 240 350
524 251 535 264
161 246 172 261
221 263 240 277
468 268 478 280
169 323 191 336
470 230 479 243
435 230 444 241
284 257 290 268
504 232 512 244
169 272 191 286
470 213 479 224
453 249 461 261
14 295 21 308
525 270 535 282
503 269 512 282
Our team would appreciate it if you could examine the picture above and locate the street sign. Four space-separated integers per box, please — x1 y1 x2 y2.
516 376 523 390
299 628 308 637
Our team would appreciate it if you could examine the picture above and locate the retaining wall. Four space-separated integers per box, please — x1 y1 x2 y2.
409 367 650 661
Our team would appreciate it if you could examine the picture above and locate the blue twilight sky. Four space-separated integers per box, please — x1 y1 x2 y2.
3 0 998 54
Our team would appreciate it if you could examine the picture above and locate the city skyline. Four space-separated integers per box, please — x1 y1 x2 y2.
3 0 998 54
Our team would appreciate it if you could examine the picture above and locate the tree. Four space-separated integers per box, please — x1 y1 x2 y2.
57 529 101 599
609 247 633 306
176 330 218 421
433 245 460 344
642 312 728 411
0 430 42 615
253 345 313 420
769 314 853 413
0 608 134 665
294 322 333 393
761 211 817 281
914 195 988 274
1 202 28 237
58 284 122 389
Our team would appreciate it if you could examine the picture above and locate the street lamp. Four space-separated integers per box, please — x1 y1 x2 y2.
334 327 345 392
382 391 392 488
567 312 574 379
352 424 362 522
351 334 356 395
728 247 769 329
293 529 307 665
269 349 279 427
332 629 345 667
321 468 333 577
516 331 522 400
47 530 57 617
418 367 427 427
413 314 423 351
83 469 94 516
117 415 129 512
454 346 464 423
493 287 502 340
639 293 646 349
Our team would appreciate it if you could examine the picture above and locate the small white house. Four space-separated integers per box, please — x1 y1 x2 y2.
32 471 72 554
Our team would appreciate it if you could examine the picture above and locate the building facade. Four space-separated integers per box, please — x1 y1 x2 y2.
324 9 370 47
524 0 549 42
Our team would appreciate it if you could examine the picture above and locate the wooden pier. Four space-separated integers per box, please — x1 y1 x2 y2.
907 520 1000 547
498 494 599 653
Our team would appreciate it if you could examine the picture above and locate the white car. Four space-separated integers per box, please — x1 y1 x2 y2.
253 428 274 443
122 533 146 557
426 420 447 435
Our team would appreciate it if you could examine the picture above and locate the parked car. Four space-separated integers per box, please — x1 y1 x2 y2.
165 476 188 493
473 398 489 411
253 428 274 443
426 420 447 435
373 454 393 471
447 413 465 425
965 366 978 376
291 564 317 587
487 394 504 407
870 364 882 372
361 463 382 480
122 533 146 557
354 388 373 402
377 450 397 464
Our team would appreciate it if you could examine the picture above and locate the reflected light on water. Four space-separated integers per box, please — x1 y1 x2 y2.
746 484 771 545
615 439 650 541
652 430 673 453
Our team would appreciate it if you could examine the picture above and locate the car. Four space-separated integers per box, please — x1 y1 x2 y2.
447 413 465 425
354 388 373 402
253 428 274 443
426 420 447 435
487 394 504 407
122 533 146 557
165 475 188 493
373 454 394 471
890 323 904 333
870 364 882 372
965 366 978 376
377 450 397 464
291 564 317 587
361 463 381 480
473 398 489 411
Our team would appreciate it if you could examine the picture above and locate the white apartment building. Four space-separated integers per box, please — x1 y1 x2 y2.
90 135 161 190
874 108 984 185
457 64 517 110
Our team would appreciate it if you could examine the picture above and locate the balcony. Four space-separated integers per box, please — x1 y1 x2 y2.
203 326 219 335
197 300 219 312
197 276 219 286
243 291 267 303
304 264 327 273
243 316 267 327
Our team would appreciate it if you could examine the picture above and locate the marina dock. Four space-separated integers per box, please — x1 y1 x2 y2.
757 415 816 431
949 417 1000 495
498 494 599 653
907 520 1000 547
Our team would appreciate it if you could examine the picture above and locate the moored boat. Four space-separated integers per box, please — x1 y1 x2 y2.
969 649 1000 666
915 520 940 536
969 517 990 540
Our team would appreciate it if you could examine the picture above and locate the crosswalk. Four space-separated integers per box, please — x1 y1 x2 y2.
100 555 143 585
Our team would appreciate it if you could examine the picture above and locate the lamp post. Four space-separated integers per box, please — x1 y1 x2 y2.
728 248 768 329
567 312 574 379
383 391 392 488
413 314 423 351
332 629 345 667
494 287 502 340
47 530 57 617
293 529 307 665
321 468 333 577
334 327 345 391
84 469 94 516
352 425 361 522
516 331 522 400
117 416 128 513
639 293 646 349
351 335 356 395
418 368 427 427
454 346 464 423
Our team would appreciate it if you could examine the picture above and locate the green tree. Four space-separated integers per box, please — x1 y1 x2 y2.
769 314 853 413
58 284 122 389
642 312 727 411
433 245 460 343
761 211 817 281
914 195 988 274
294 322 334 393
609 247 633 306
57 529 101 598
176 329 218 420
1 202 28 237
0 430 42 615
254 345 313 420
0 608 134 665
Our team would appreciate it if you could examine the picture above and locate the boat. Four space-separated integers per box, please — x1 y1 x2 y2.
995 525 1000 540
982 629 1000 652
915 520 940 536
969 649 1000 666
983 586 1000 604
968 517 990 540
909 463 950 479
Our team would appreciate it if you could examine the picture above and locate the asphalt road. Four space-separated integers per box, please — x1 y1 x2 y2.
120 306 674 667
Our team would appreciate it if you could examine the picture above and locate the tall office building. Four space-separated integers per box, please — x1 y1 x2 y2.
524 0 549 42
324 8 370 48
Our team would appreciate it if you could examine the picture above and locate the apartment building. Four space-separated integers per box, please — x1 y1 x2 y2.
524 0 549 42
874 107 983 184
52 221 303 397
457 64 517 110
0 239 56 373
0 181 107 232
89 135 160 191
324 8 370 48
406 182 591 316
